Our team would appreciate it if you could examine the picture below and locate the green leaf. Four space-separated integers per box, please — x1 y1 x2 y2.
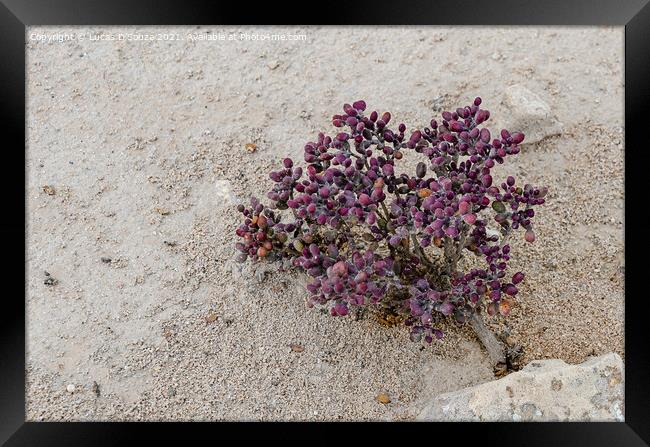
492 201 506 213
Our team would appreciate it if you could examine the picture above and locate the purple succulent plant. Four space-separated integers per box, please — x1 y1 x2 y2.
235 98 547 343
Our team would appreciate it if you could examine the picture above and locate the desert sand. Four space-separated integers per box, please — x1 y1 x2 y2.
26 26 624 421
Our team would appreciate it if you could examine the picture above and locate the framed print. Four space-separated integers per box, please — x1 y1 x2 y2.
2 0 649 444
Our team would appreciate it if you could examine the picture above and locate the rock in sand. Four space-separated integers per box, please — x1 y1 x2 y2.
417 353 623 421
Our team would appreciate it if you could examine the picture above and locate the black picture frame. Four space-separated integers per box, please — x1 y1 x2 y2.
2 0 648 444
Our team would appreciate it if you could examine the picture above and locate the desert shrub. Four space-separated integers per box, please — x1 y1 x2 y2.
234 98 547 343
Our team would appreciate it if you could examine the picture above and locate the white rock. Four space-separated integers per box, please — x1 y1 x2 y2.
214 179 238 205
417 353 624 422
192 179 239 216
66 384 76 393
500 84 563 144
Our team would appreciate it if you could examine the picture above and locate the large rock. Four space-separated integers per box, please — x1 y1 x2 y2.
417 353 624 422
500 84 563 144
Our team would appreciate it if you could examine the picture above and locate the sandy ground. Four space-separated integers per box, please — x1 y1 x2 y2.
26 26 624 421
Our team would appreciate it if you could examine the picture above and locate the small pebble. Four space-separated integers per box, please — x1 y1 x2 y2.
66 384 75 393
375 393 391 404
44 276 58 286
